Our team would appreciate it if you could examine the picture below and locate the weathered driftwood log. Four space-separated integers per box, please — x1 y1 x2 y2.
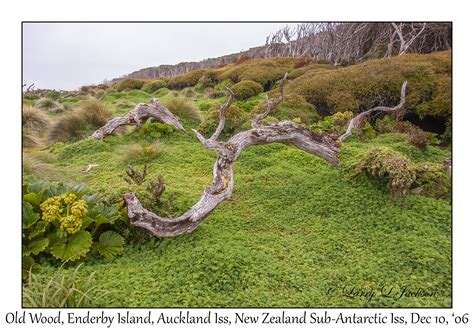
91 98 184 140
124 77 408 237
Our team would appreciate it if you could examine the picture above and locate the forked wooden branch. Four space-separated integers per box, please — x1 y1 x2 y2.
124 80 408 237
91 98 184 140
338 81 407 142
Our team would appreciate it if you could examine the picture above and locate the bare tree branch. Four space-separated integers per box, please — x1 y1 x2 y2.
252 73 288 128
338 81 408 142
91 98 184 140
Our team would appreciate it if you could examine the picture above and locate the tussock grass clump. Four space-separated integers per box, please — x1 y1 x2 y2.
23 264 110 307
231 80 263 100
22 105 50 132
119 141 164 164
35 98 64 113
48 100 112 141
163 98 201 123
23 130 41 148
23 152 58 177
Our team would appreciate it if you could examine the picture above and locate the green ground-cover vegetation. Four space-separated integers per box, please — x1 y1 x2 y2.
22 51 452 308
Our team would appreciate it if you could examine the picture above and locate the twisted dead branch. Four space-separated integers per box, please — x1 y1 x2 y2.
123 78 408 237
91 98 184 140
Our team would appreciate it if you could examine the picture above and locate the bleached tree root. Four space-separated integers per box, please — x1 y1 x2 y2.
124 79 408 237
91 98 184 140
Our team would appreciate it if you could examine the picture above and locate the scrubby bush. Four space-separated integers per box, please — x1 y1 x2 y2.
35 98 63 113
119 141 164 164
168 69 207 89
355 147 417 198
23 106 50 132
287 63 336 80
413 162 451 199
231 80 264 100
198 105 248 136
217 58 298 90
22 179 125 271
163 98 201 123
115 79 146 92
198 71 219 88
208 90 227 99
142 80 167 93
276 93 320 124
48 100 112 141
289 51 452 119
293 56 313 69
375 116 437 149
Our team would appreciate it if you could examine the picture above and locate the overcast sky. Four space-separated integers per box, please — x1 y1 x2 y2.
23 22 296 91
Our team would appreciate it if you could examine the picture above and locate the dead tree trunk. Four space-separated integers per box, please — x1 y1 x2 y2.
124 77 408 237
91 98 184 140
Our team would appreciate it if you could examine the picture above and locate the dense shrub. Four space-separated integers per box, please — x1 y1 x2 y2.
198 71 219 88
48 100 112 141
293 56 313 69
287 63 336 80
22 179 125 273
162 97 201 123
115 79 146 92
413 162 451 199
198 104 248 136
216 58 298 90
168 69 207 89
234 54 252 65
22 106 50 132
231 80 264 100
208 90 227 99
289 51 452 118
356 147 417 198
375 116 437 149
35 98 64 113
141 79 167 93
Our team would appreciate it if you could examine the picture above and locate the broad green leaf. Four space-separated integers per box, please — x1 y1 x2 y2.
26 237 49 256
23 191 45 207
50 230 92 262
97 231 125 259
28 221 48 240
22 202 40 229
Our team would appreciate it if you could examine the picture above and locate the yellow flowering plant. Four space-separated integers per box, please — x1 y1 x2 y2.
23 180 125 274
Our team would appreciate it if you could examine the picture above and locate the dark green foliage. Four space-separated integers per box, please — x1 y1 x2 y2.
231 80 264 100
135 121 176 142
273 93 320 125
289 51 451 119
22 179 124 271
114 79 146 92
198 105 248 136
124 164 148 185
141 79 167 93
